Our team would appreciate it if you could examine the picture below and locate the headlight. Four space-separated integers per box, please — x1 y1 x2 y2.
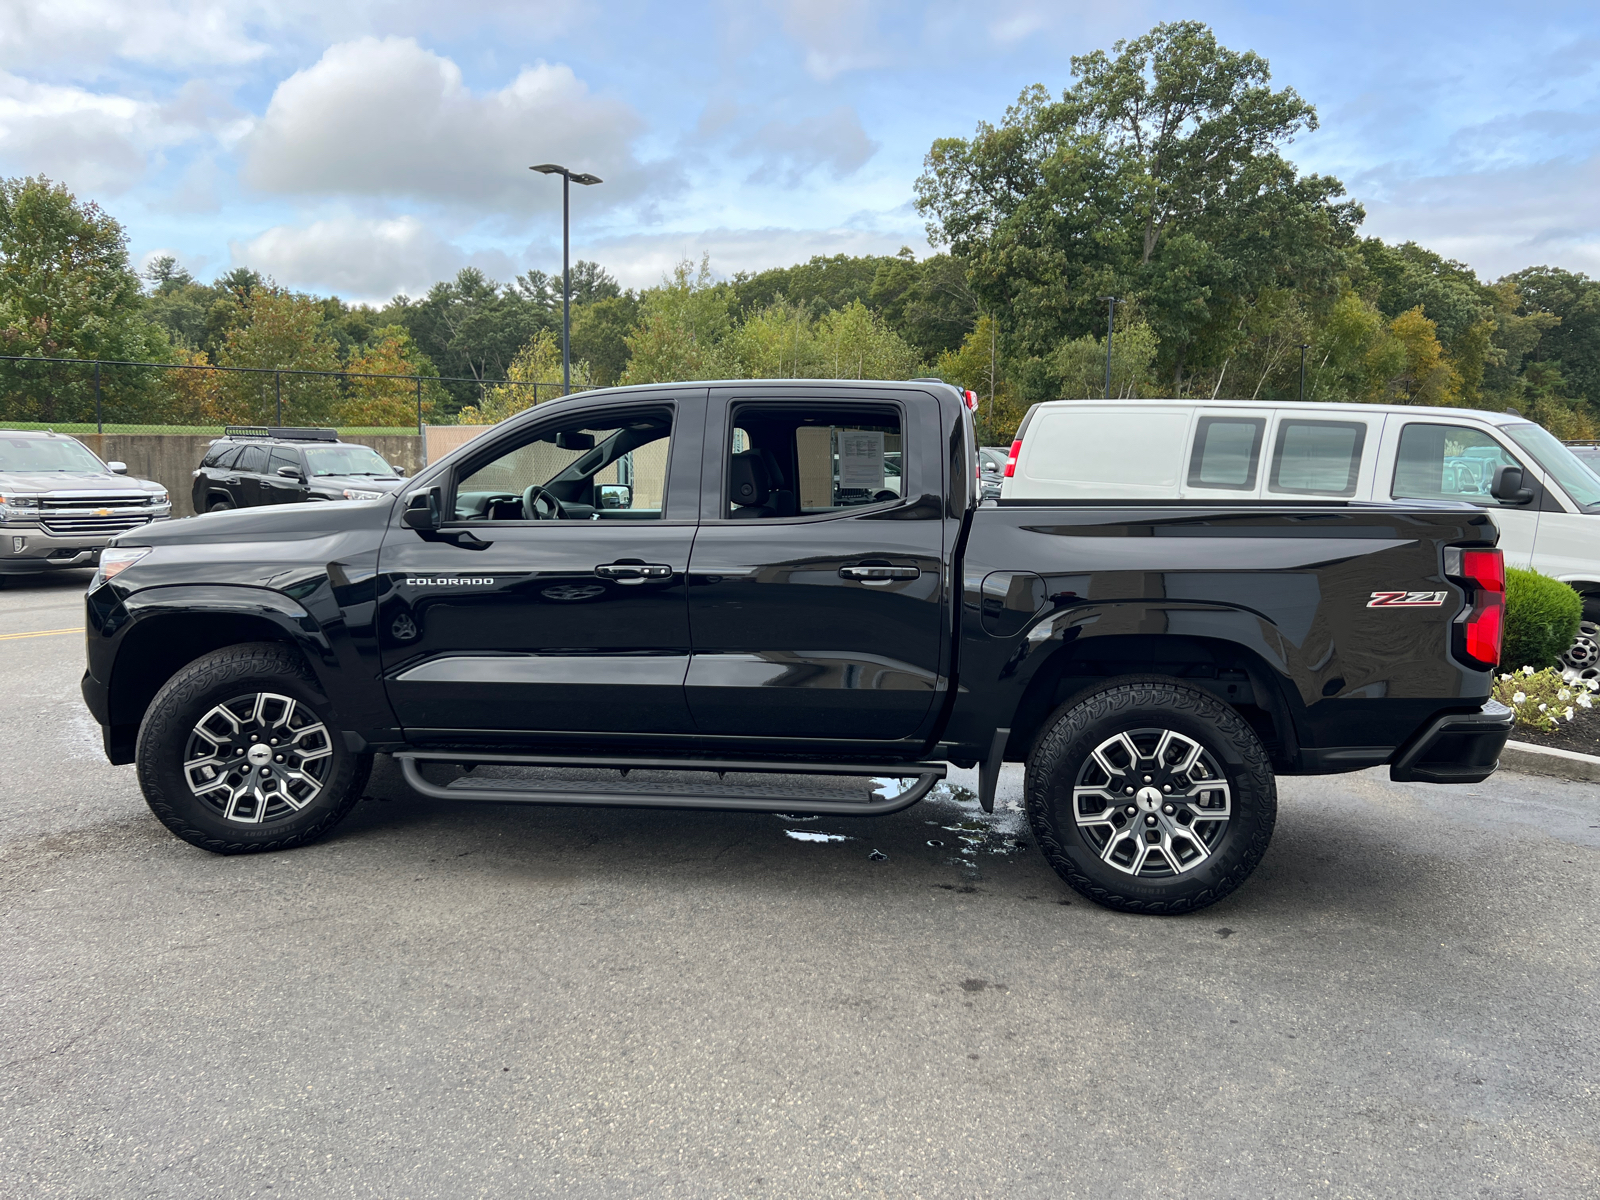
343 489 383 501
0 494 41 523
146 491 170 507
94 546 151 587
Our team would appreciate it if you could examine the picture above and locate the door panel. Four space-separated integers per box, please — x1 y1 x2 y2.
377 391 704 737
684 392 946 743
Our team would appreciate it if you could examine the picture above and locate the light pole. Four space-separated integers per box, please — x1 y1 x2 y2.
1298 343 1310 401
1101 297 1118 398
530 163 603 395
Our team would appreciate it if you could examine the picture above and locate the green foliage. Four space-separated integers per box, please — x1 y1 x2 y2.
0 175 169 422
1051 319 1159 399
621 257 736 385
1502 567 1582 671
457 330 588 425
212 289 342 425
917 20 1360 399
570 293 641 387
1492 666 1594 732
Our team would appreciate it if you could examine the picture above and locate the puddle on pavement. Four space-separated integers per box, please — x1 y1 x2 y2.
784 829 853 843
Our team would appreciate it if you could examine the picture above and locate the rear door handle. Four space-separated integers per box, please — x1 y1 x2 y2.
595 562 674 585
839 565 920 583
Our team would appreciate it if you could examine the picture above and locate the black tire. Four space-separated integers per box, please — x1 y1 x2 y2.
136 642 370 855
1026 676 1277 914
207 498 234 512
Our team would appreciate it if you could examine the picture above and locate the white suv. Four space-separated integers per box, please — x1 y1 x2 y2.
1000 399 1600 674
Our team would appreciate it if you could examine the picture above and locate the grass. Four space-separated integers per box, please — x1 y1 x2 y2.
0 422 426 437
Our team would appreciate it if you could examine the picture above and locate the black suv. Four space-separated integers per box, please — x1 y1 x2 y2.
191 427 407 513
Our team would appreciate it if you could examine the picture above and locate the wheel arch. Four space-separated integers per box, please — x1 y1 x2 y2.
1003 631 1300 772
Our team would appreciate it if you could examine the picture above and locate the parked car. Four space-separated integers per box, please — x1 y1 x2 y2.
191 427 406 513
0 430 170 583
977 446 1007 498
83 381 1510 915
1002 399 1600 676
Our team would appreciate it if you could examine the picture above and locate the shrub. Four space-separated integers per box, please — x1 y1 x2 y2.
1502 567 1581 670
1492 666 1596 732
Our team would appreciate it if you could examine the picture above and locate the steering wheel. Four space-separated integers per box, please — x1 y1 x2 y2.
521 484 567 521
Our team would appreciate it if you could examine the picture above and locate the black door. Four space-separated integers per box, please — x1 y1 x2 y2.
378 392 705 739
231 444 268 507
261 447 308 504
684 391 947 745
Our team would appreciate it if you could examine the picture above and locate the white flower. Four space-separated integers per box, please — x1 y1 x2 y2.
1523 665 1536 676
1500 673 1513 681
1513 691 1526 703
1589 679 1599 692
1580 694 1593 709
1566 707 1576 721
1560 689 1572 700
1538 703 1548 712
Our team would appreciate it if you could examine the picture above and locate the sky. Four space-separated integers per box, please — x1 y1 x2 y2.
1 0 1597 305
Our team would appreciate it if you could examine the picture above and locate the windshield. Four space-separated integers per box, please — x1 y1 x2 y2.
0 436 107 473
303 444 395 477
1504 423 1600 511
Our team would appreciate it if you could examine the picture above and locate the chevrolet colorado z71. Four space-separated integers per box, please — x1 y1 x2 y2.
81 381 1513 913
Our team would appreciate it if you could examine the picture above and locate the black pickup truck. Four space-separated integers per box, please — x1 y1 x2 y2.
81 381 1513 913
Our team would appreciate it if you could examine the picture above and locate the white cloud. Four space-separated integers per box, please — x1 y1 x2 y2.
737 105 879 183
768 0 894 80
1357 152 1600 280
0 72 202 192
591 225 935 289
239 36 661 215
0 0 271 70
229 215 516 302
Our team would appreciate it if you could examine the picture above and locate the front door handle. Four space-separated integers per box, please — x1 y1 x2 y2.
595 562 674 585
839 564 920 583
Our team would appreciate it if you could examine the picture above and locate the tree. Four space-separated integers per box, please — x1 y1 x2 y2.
935 315 1027 442
917 21 1361 398
0 175 169 421
211 289 341 426
621 257 735 385
341 325 444 428
1505 266 1600 411
1388 306 1460 405
455 330 588 425
570 292 641 387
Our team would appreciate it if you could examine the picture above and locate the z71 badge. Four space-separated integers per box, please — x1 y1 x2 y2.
1367 590 1448 608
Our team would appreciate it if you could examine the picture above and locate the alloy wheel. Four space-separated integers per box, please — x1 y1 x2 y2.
182 691 334 824
1072 727 1232 876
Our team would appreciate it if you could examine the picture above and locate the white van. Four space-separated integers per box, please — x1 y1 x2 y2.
1000 399 1600 674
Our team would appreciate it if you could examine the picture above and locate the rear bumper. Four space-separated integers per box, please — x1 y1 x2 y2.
1389 699 1515 784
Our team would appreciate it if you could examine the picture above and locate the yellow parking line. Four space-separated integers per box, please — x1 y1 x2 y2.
0 627 84 641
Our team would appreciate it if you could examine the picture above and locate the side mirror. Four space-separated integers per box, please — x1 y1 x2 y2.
107 461 128 475
402 487 442 531
276 465 302 479
1490 464 1534 503
393 465 407 477
597 484 632 509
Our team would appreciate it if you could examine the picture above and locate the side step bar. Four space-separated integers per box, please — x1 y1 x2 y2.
394 751 947 817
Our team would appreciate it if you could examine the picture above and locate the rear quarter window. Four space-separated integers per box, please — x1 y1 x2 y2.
1269 420 1366 497
1017 408 1189 497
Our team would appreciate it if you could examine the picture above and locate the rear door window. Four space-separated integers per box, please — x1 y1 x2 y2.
235 445 269 475
1392 423 1522 505
1268 420 1366 497
1188 417 1266 490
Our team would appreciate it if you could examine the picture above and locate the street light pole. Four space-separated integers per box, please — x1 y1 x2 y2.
530 163 603 396
1102 297 1118 398
1298 343 1310 401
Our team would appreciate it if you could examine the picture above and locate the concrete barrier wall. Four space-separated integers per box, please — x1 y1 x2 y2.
76 433 425 518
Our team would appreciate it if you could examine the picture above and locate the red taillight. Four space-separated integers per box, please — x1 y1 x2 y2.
1004 438 1021 478
963 389 978 411
1453 547 1505 667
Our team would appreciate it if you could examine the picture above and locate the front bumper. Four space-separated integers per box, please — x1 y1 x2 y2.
0 517 169 575
1389 699 1515 784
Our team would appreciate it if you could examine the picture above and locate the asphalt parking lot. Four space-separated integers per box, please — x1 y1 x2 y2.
2 571 1597 1199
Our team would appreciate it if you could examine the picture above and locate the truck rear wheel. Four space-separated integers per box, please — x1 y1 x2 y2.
1025 678 1276 914
135 643 369 855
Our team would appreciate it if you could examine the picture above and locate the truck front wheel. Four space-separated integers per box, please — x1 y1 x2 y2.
135 643 370 855
1025 678 1277 914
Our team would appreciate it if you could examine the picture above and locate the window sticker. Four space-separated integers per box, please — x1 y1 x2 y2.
838 429 885 490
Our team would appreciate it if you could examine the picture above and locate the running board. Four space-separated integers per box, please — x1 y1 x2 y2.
394 751 947 816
